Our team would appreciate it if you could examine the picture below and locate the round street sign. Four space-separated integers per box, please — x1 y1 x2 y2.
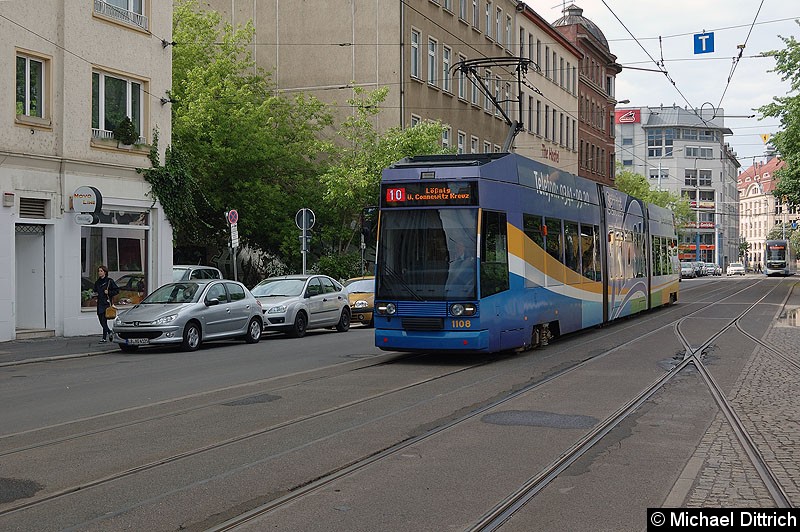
227 209 239 225
295 208 315 230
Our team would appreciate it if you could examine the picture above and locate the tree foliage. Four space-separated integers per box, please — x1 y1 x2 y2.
161 1 333 267
319 86 451 263
758 27 800 205
614 164 692 224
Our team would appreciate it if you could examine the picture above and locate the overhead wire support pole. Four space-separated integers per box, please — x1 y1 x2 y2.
453 56 536 152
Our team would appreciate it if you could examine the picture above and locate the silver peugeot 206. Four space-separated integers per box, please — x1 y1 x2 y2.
112 280 263 352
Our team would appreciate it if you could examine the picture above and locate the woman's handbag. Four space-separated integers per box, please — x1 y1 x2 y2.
105 305 117 319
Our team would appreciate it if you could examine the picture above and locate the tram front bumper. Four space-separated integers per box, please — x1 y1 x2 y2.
375 328 490 352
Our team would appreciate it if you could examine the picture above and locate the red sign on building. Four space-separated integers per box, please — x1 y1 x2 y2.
614 109 641 124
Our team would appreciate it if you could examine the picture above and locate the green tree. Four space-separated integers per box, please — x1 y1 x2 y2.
317 86 451 277
160 1 333 267
614 164 692 224
758 28 800 204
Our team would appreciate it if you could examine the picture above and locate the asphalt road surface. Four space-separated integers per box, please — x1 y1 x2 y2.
1 276 798 531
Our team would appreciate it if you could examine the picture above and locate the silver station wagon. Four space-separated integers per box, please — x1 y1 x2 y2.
112 280 263 352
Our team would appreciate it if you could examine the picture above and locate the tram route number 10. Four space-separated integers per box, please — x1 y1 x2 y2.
451 319 471 328
386 188 406 202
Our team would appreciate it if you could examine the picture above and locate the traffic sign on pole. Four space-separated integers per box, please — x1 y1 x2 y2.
227 209 239 225
295 208 315 230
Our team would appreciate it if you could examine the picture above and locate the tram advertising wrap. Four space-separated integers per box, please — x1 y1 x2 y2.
373 153 680 354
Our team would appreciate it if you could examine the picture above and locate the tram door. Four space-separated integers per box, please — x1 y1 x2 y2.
15 224 46 329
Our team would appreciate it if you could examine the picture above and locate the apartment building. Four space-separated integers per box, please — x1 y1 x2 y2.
615 105 741 267
0 1 173 341
553 4 621 185
205 0 594 172
737 155 791 267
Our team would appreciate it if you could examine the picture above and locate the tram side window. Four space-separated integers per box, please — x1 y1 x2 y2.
564 221 580 274
652 236 661 276
480 210 509 297
544 217 563 263
580 224 600 281
523 214 544 249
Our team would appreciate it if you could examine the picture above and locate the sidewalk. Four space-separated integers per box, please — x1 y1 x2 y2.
0 335 118 367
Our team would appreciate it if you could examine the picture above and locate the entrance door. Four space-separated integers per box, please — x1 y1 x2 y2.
15 224 46 329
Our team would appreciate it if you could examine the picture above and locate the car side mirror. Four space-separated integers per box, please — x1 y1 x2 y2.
205 298 220 306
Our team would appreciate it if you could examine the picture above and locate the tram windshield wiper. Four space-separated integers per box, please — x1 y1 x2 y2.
382 265 424 301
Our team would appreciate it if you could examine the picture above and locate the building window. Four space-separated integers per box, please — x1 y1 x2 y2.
442 127 451 148
459 0 468 20
457 54 467 99
411 30 420 79
94 0 148 31
428 38 438 86
81 210 150 309
496 7 502 46
536 100 541 135
506 15 512 49
472 0 479 29
544 46 550 78
442 46 452 92
16 53 46 119
700 147 713 159
484 69 492 111
410 114 421 127
457 131 466 154
483 140 491 153
92 70 144 143
471 136 479 153
544 104 550 140
485 1 492 39
699 169 712 186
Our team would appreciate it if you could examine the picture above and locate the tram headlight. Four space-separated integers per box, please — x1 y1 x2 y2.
450 303 476 316
376 302 396 315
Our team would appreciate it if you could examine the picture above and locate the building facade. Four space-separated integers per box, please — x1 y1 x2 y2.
614 105 741 267
205 0 612 174
0 1 173 341
553 4 621 186
737 155 791 268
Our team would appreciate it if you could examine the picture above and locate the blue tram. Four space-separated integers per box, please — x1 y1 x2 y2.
764 239 797 276
373 153 679 353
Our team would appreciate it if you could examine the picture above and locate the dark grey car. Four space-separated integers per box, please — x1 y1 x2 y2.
112 280 263 352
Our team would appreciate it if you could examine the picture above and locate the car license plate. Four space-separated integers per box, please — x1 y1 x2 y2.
128 338 150 345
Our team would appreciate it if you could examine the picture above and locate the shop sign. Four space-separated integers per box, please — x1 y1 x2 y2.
73 186 103 213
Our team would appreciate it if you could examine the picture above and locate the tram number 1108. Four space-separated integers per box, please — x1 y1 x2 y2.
451 319 472 328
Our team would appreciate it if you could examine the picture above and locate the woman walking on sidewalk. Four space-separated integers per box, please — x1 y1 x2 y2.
94 265 119 343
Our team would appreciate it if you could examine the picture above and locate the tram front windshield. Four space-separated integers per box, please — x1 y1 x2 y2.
765 243 787 267
377 209 477 301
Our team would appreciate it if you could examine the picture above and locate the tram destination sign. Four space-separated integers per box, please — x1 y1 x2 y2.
381 181 478 207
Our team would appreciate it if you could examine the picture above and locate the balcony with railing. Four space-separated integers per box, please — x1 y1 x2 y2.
94 0 148 31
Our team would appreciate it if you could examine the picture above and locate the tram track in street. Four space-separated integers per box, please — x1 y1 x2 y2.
0 278 786 530
202 280 778 531
469 279 793 531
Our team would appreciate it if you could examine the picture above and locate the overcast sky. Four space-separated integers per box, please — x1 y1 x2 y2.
526 0 799 168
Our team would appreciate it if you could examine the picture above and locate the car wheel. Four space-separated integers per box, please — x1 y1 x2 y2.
119 344 138 353
288 312 307 338
245 317 262 344
181 322 202 352
335 307 351 332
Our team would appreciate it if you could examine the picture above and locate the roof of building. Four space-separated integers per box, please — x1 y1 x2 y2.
642 106 733 134
737 156 784 194
552 4 608 49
